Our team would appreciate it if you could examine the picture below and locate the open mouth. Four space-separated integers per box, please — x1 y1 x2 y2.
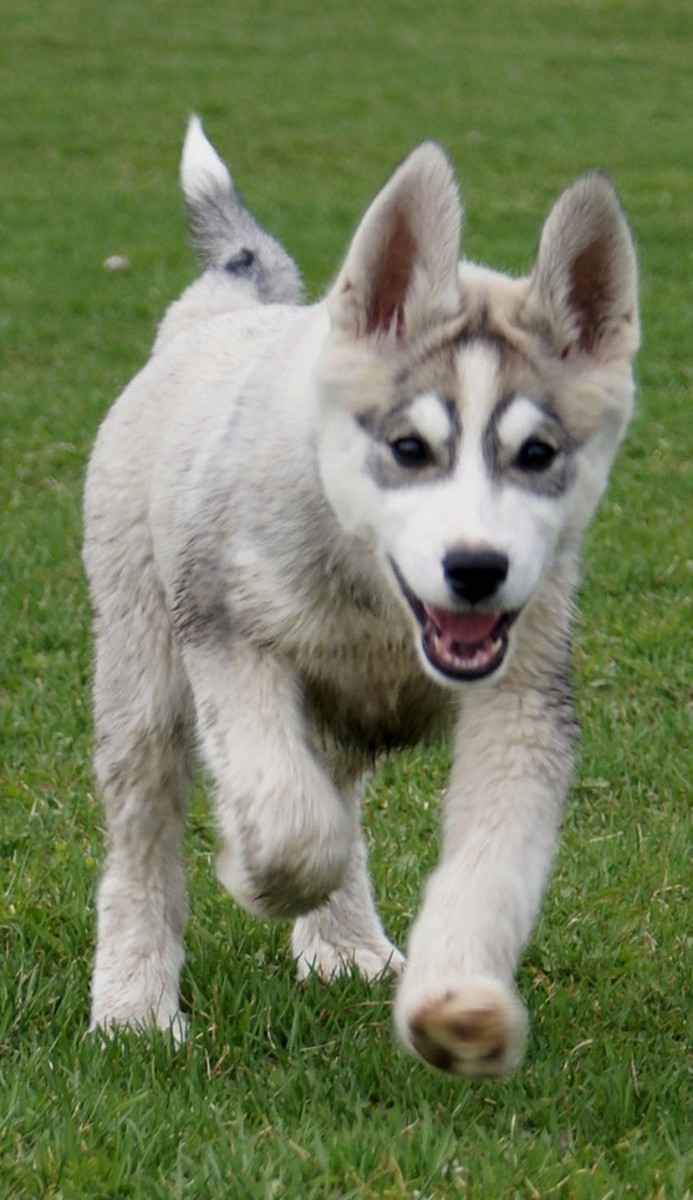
392 566 516 681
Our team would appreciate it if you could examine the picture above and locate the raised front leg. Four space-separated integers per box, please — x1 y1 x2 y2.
292 811 404 982
184 639 356 920
394 679 574 1077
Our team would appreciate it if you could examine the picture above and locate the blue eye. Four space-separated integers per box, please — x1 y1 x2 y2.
390 436 432 467
515 438 558 472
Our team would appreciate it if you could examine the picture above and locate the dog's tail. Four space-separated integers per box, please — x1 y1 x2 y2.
180 116 303 305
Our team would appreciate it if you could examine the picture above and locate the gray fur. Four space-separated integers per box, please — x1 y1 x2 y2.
181 116 303 304
184 178 303 304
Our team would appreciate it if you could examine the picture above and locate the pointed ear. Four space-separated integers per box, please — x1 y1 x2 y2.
524 172 639 362
328 143 462 342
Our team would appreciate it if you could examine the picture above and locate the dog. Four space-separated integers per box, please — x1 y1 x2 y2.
83 117 639 1077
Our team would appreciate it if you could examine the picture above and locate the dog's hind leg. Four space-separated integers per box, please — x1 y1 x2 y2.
183 639 356 921
88 571 192 1039
291 808 405 982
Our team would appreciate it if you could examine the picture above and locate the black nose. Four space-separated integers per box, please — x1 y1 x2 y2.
443 548 509 605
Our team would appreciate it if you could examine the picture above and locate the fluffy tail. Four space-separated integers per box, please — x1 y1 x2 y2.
180 116 303 305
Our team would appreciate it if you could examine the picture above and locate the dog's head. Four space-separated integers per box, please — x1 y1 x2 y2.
315 145 639 685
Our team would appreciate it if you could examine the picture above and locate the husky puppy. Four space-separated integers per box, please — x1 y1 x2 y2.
84 118 638 1077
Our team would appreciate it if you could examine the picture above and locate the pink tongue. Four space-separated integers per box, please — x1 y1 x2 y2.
424 606 499 647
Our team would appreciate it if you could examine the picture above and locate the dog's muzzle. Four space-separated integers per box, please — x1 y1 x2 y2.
391 561 517 681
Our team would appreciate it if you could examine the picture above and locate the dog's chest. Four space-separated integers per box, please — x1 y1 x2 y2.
293 601 452 758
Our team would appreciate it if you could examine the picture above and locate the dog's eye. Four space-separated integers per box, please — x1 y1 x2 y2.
515 438 558 472
390 436 432 468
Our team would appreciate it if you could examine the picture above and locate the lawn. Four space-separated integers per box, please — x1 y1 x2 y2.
0 0 691 1196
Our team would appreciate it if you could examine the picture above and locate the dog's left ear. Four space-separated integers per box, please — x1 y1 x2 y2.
525 172 639 363
328 144 462 342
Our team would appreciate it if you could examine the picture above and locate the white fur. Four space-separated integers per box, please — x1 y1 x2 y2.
84 123 638 1076
407 392 455 450
180 113 232 200
495 396 548 453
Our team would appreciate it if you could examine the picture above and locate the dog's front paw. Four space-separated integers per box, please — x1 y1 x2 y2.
216 787 355 920
395 977 527 1078
292 928 405 983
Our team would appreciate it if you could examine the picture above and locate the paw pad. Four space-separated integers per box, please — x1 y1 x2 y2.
404 982 526 1078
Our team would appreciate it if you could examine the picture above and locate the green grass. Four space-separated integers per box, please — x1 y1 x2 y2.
1 0 691 1195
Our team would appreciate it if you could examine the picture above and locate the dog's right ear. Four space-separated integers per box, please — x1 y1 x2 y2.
328 144 462 343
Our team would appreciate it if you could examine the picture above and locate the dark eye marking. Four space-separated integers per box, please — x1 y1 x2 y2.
390 435 433 468
514 437 559 472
